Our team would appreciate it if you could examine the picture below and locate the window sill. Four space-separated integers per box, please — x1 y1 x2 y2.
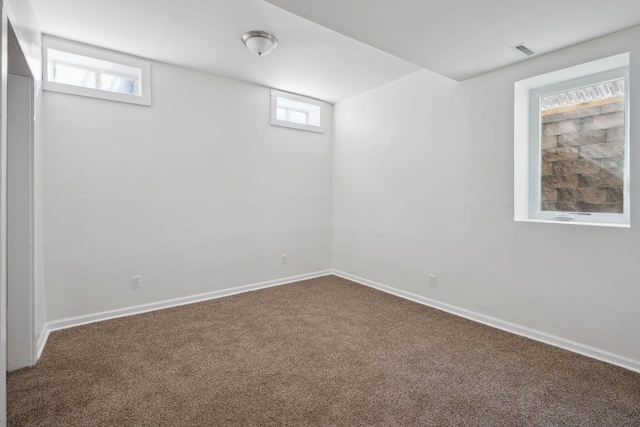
515 218 630 228
43 80 151 106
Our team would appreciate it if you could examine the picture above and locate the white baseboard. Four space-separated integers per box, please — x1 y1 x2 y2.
38 270 332 358
37 268 640 374
332 269 640 374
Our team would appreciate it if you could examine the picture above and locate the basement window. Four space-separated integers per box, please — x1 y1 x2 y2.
271 89 324 133
514 53 630 227
43 36 151 106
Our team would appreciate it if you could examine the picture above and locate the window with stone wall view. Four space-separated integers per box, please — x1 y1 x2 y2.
540 79 625 214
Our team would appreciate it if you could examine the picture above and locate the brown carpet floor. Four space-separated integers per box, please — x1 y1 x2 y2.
8 275 640 426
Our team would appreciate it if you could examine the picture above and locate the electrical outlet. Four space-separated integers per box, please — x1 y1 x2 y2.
281 254 287 264
429 274 437 287
132 275 142 289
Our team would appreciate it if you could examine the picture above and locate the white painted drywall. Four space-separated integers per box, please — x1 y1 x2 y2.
7 73 34 371
42 62 333 320
4 0 41 90
333 25 640 362
1 0 42 423
9 14 46 351
5 0 45 350
34 86 46 351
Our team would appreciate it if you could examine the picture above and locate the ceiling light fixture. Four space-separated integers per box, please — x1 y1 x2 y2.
241 31 278 56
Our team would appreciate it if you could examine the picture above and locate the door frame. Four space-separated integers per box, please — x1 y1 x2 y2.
0 10 38 426
6 24 35 370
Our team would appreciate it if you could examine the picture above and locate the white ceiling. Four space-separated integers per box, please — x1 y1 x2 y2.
266 0 640 81
30 0 640 102
29 0 419 103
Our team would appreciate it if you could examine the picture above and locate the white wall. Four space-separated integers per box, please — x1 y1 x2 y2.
5 0 41 84
34 87 45 349
43 62 333 321
6 0 45 348
333 26 640 363
2 0 42 423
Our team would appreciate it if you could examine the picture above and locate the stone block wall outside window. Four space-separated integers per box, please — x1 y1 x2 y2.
540 99 625 213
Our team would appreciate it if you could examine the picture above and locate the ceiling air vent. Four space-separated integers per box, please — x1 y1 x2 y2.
513 44 535 56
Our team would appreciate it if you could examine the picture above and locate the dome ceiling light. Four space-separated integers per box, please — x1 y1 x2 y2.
241 31 278 56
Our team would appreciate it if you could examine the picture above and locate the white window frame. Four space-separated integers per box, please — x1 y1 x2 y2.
43 36 151 106
270 89 325 133
514 53 630 227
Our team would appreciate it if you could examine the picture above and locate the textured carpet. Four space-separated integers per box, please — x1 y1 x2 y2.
8 275 640 426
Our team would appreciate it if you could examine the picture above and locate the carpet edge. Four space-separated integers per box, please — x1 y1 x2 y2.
332 269 640 374
38 270 333 360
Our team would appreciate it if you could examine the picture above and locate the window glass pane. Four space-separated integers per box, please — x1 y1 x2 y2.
277 107 287 121
53 62 97 89
276 96 321 127
100 73 136 95
540 80 625 214
288 110 308 124
306 108 321 127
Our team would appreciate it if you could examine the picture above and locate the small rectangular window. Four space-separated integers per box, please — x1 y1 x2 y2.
514 53 630 227
270 89 324 133
43 36 151 106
